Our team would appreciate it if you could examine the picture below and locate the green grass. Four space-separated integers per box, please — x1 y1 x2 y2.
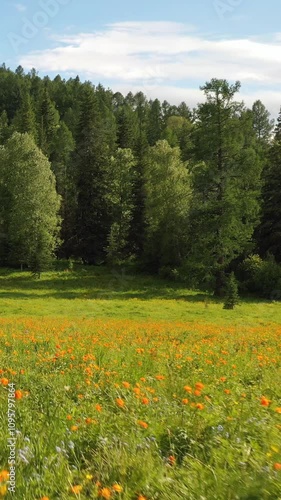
0 265 280 326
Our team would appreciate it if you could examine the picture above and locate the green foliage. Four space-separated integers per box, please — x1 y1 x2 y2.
106 148 136 265
223 272 239 309
189 79 263 296
0 133 61 273
144 140 191 270
241 255 281 299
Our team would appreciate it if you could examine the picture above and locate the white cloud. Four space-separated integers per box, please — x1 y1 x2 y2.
15 3 26 12
19 21 281 115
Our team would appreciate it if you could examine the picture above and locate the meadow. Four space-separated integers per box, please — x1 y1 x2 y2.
0 265 280 499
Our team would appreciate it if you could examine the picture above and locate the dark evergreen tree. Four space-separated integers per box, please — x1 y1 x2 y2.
74 84 111 264
258 109 281 262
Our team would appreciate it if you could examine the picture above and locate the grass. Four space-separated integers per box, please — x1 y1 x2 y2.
0 264 280 325
0 265 280 499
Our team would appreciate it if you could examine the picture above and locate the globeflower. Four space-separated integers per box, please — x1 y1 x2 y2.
261 396 271 407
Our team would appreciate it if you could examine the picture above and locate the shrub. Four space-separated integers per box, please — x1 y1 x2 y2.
223 272 239 310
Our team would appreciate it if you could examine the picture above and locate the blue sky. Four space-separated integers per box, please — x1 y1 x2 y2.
1 0 281 115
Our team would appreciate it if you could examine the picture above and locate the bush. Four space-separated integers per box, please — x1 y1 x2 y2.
240 254 281 299
223 273 239 310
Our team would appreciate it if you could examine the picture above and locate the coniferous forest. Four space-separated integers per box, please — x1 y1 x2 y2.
1 64 281 298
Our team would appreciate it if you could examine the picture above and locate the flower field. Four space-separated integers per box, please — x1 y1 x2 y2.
0 315 281 499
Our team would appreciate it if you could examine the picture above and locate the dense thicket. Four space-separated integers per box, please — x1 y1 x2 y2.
0 64 280 296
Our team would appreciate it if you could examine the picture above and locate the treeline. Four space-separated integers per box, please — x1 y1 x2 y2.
0 64 281 297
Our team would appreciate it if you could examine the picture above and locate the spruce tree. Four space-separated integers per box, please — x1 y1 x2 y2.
74 83 111 264
223 273 239 310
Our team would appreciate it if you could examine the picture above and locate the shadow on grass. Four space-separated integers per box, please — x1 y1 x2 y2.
0 266 217 303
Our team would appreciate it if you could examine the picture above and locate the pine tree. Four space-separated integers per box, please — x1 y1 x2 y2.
190 79 262 295
38 87 60 157
74 83 111 264
258 109 281 261
223 273 239 309
13 88 37 140
147 99 163 146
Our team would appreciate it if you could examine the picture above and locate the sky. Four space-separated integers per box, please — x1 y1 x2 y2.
1 0 281 117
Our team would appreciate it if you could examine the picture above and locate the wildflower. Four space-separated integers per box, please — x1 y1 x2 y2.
182 398 189 405
137 495 147 500
275 407 281 414
184 385 192 394
66 415 72 420
195 382 204 391
86 474 93 480
95 404 102 412
224 389 231 395
15 390 23 400
122 381 130 389
112 483 123 493
71 484 83 494
261 396 271 407
137 420 148 429
0 378 9 386
116 398 125 408
99 487 111 499
71 425 78 432
168 455 176 466
141 397 149 405
194 390 201 397
273 463 281 471
0 485 7 497
40 497 50 500
0 471 9 483
195 403 204 410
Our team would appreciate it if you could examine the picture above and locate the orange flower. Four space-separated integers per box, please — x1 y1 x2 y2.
71 484 83 494
116 398 125 408
0 378 9 386
95 404 102 412
195 382 204 391
168 455 176 466
137 420 148 429
137 495 147 500
99 487 111 499
224 389 231 395
184 385 192 394
40 497 50 500
261 396 271 407
0 471 9 482
15 390 23 400
182 398 189 405
273 463 281 471
122 381 130 389
71 425 79 432
112 484 123 493
0 485 7 496
275 407 281 414
141 397 149 405
66 415 72 420
155 375 165 380
195 403 204 410
194 390 201 397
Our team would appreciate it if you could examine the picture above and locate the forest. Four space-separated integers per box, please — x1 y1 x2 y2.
0 64 281 298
